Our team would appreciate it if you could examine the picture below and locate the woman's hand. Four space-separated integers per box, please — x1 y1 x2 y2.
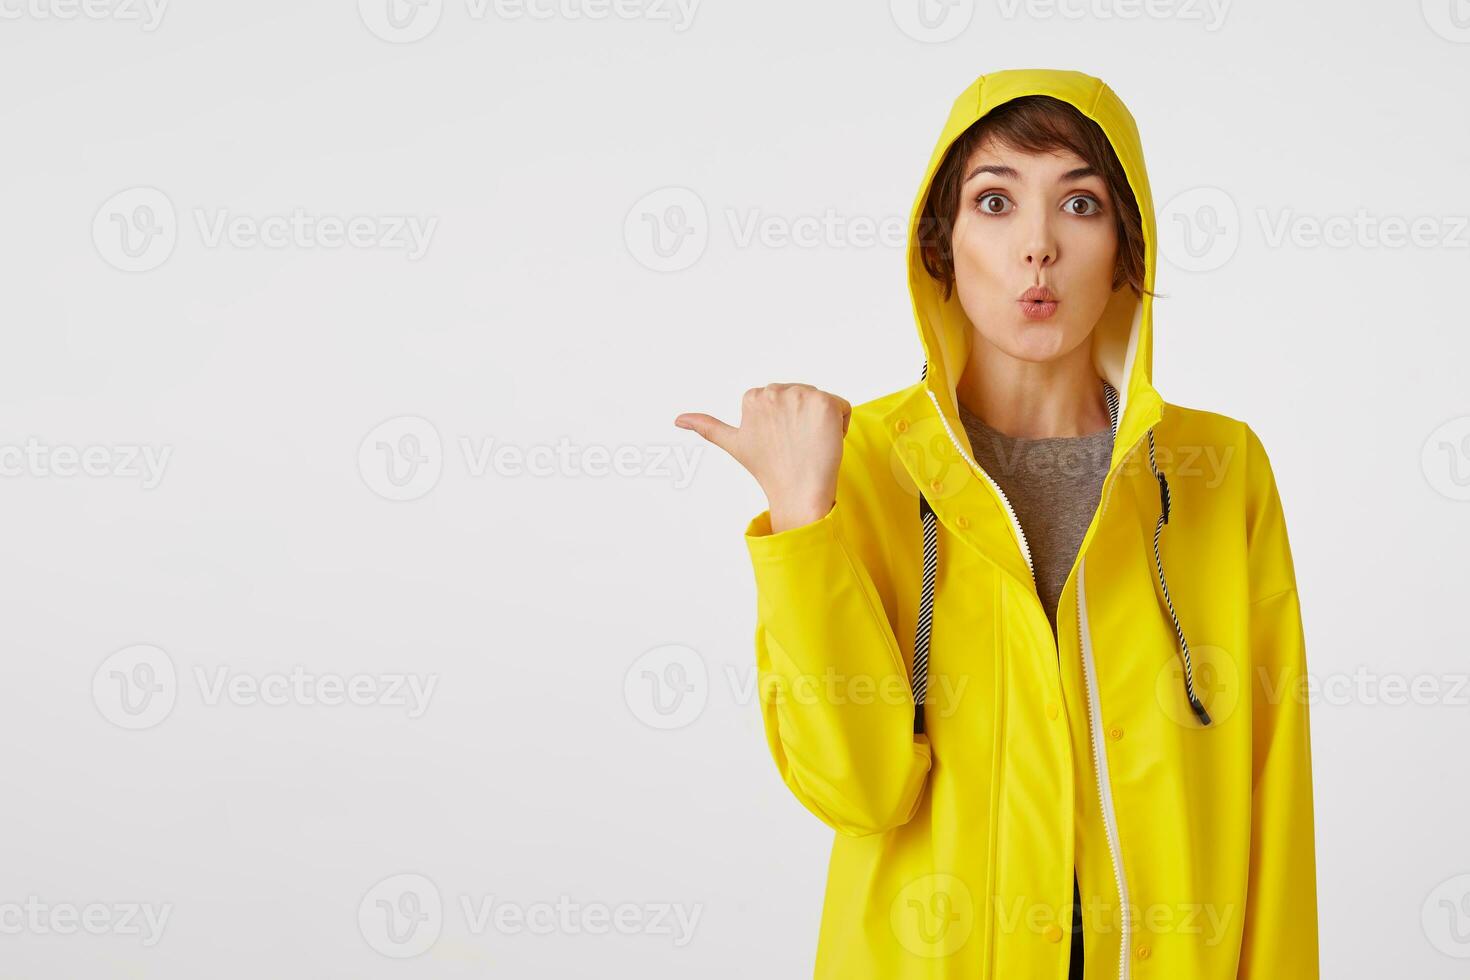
675 383 852 532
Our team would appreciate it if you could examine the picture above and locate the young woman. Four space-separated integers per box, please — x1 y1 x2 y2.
676 69 1319 979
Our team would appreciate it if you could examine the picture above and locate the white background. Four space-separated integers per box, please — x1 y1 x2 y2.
2 0 1468 976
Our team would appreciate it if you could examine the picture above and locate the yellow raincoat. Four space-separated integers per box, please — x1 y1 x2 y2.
743 69 1319 978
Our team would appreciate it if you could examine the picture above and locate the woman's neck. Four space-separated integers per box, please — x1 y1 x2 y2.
955 335 1110 439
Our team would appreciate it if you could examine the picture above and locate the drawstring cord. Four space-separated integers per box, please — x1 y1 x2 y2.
912 359 933 734
911 494 937 735
1146 430 1212 725
908 363 1211 730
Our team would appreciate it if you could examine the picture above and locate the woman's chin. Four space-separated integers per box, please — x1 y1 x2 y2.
990 321 1083 365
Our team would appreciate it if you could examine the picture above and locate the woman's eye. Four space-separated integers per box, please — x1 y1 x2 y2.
975 192 1012 215
1064 194 1102 216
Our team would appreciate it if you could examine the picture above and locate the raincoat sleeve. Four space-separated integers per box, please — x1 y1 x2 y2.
1237 426 1320 978
743 459 932 838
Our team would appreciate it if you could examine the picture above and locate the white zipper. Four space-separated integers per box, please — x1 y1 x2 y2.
1078 559 1130 980
1077 434 1146 980
924 388 1034 574
928 384 1145 977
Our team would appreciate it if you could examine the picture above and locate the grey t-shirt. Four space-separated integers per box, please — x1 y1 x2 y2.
956 401 1113 637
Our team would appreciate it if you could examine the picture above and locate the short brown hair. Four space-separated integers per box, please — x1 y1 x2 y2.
917 94 1151 302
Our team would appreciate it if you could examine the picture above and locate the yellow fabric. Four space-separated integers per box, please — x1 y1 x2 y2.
743 69 1319 979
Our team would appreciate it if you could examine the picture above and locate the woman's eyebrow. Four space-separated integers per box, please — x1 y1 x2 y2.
965 163 1019 181
964 163 1102 182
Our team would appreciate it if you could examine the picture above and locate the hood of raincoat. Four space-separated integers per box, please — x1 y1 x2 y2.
739 67 1319 980
907 69 1163 473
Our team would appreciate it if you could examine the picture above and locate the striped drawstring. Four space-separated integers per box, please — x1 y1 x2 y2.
912 360 934 734
1146 430 1212 725
907 364 1211 731
911 493 937 735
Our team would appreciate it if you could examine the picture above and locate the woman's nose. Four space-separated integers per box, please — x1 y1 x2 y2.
1022 216 1057 268
1024 239 1056 268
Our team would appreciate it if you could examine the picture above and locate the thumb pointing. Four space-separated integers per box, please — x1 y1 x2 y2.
675 413 739 455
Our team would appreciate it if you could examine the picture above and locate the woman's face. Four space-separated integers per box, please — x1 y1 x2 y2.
951 136 1119 365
